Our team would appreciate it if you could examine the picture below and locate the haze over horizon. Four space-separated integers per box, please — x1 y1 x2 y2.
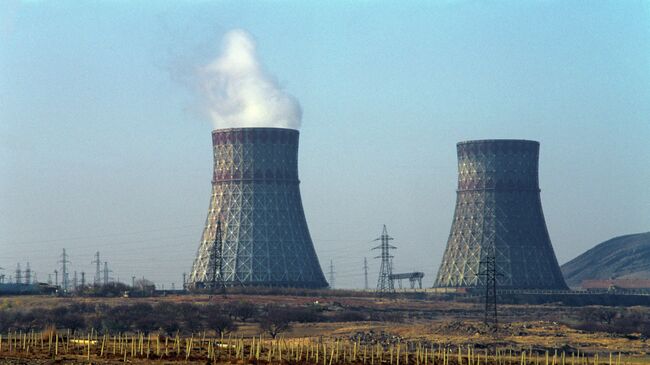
1 1 649 289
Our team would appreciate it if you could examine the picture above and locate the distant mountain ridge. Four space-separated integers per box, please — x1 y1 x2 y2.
561 232 650 288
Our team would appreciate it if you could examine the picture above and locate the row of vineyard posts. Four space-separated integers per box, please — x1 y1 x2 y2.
0 329 633 365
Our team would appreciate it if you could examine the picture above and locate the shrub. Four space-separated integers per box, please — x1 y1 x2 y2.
288 307 324 323
205 305 237 337
333 310 367 322
368 310 404 323
227 301 257 322
259 305 292 339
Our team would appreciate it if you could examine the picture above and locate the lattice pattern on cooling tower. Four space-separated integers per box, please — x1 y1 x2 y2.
189 128 327 288
434 140 567 290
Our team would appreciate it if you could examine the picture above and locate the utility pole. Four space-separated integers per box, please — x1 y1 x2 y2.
25 262 31 285
54 270 58 287
328 260 335 289
182 272 187 290
478 246 500 332
59 248 70 292
103 262 111 285
73 271 78 291
363 257 369 290
15 263 21 284
211 220 224 292
92 252 101 286
80 272 86 290
372 225 396 293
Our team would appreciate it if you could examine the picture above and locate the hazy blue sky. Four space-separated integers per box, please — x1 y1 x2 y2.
1 1 649 289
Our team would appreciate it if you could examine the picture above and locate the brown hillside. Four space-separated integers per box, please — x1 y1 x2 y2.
561 232 650 288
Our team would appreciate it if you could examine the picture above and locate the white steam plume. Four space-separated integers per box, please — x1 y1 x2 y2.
199 29 302 130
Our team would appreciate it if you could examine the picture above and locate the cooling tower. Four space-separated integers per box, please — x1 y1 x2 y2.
434 140 567 290
189 128 327 288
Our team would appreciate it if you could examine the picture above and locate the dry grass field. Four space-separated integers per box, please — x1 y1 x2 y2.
0 293 648 364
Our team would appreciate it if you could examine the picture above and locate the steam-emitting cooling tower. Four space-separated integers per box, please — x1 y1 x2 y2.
434 140 567 290
189 128 327 288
